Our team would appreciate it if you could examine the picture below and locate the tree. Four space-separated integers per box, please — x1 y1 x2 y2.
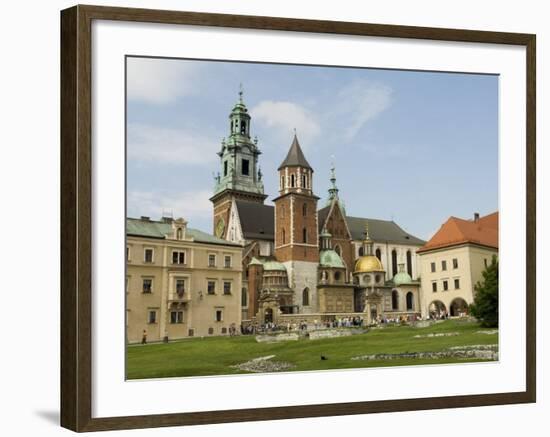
469 255 499 327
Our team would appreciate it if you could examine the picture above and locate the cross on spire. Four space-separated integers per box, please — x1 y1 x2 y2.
238 83 243 103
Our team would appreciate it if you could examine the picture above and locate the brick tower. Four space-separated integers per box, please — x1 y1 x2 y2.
273 135 320 313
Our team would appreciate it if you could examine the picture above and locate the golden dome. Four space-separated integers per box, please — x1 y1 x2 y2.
354 255 384 273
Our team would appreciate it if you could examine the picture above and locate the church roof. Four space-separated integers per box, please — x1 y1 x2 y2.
235 200 275 241
277 135 313 170
418 212 498 253
317 206 425 246
126 217 240 246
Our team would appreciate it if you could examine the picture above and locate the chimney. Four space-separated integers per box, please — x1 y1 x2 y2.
474 212 480 222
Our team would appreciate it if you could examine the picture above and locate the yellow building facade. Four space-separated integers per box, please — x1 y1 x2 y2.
126 216 243 343
417 212 498 318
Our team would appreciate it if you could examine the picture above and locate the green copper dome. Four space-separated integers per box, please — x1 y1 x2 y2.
319 250 345 269
393 271 413 286
262 260 287 272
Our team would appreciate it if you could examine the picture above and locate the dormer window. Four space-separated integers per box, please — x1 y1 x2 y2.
176 228 183 240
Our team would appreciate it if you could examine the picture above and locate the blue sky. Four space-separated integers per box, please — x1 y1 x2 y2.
126 57 498 240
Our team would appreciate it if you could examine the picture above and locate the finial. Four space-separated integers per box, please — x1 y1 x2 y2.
293 127 297 136
364 222 370 241
239 83 243 103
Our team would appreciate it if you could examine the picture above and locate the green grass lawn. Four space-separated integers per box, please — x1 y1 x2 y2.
126 319 498 379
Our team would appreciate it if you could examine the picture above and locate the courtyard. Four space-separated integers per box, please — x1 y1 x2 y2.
126 319 498 379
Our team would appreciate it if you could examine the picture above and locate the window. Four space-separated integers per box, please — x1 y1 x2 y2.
175 279 185 297
335 245 341 256
432 282 437 292
442 260 447 271
358 247 364 256
223 160 228 176
302 227 307 243
224 255 232 268
280 176 285 189
126 246 130 261
375 248 381 261
334 271 341 281
454 278 460 289
208 254 216 267
142 278 152 294
148 310 157 324
207 280 216 295
302 288 310 306
302 202 307 216
392 290 399 310
443 280 449 291
282 228 286 244
170 311 183 324
241 158 250 176
291 174 295 187
215 310 223 322
453 258 459 269
223 281 232 295
144 248 154 263
176 228 183 240
406 250 413 276
391 250 398 277
241 288 248 307
430 262 436 273
172 251 186 265
240 120 247 134
208 327 214 334
406 292 414 311
302 174 306 187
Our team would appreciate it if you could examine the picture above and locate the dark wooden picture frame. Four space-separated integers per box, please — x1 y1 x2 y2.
60 4 536 432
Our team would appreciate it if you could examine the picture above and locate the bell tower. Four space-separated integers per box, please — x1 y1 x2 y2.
210 86 267 238
274 134 319 313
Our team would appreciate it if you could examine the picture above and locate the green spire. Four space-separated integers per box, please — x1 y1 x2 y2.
212 85 265 198
328 161 339 201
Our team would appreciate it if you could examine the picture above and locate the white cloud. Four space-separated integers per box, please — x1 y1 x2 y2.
333 80 393 141
251 100 321 147
128 190 213 221
127 57 197 104
127 123 219 166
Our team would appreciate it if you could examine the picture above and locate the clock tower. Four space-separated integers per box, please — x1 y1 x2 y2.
210 87 267 239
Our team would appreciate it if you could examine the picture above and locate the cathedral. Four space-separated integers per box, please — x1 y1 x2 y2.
210 90 426 325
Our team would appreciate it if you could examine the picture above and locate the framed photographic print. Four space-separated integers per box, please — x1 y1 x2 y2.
60 4 536 432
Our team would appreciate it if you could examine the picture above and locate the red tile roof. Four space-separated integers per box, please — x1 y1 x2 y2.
418 212 499 253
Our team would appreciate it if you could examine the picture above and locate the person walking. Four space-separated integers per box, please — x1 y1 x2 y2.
141 329 147 345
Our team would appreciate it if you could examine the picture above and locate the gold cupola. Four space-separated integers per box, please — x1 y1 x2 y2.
354 222 384 273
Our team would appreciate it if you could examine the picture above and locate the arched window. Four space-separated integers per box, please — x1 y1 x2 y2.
240 120 246 134
334 271 341 281
392 290 399 310
406 292 414 311
334 244 341 255
391 249 398 277
375 248 381 261
406 250 413 277
291 174 295 187
241 288 248 307
302 288 310 306
302 227 307 243
176 228 183 240
302 203 307 216
282 228 286 244
358 247 364 256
